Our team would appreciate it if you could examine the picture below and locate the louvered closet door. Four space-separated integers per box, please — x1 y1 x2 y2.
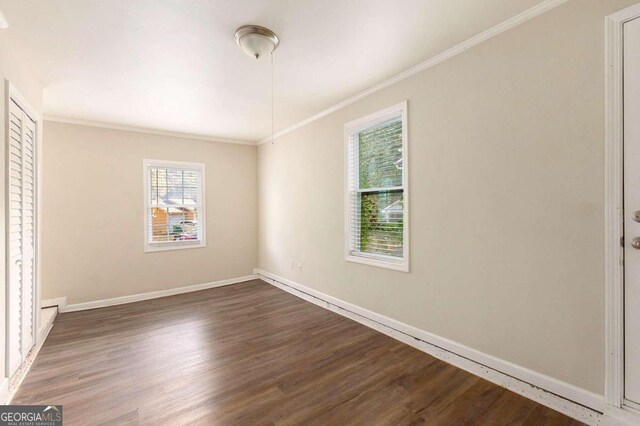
7 98 36 377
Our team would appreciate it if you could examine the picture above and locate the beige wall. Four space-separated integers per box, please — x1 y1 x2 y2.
0 32 44 390
42 121 258 304
258 0 637 395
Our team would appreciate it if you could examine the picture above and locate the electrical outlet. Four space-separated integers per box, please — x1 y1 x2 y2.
297 262 302 271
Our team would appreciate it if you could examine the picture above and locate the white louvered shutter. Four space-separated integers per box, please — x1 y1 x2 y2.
8 98 36 377
22 112 36 354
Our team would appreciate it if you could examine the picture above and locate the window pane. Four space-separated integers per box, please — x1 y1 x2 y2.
183 187 198 205
153 168 168 204
359 191 403 257
183 170 199 187
150 207 169 242
149 167 201 206
149 207 199 243
166 169 183 203
358 118 403 189
150 168 158 204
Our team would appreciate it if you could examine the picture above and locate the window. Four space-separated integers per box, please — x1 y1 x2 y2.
345 102 408 271
143 159 205 252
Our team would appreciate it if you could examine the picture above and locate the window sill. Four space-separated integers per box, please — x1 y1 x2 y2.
345 253 408 272
144 241 206 253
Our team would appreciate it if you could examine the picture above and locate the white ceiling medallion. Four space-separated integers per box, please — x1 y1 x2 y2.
234 25 279 59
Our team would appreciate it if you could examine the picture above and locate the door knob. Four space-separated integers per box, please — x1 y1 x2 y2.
632 237 640 249
633 211 640 222
15 259 22 267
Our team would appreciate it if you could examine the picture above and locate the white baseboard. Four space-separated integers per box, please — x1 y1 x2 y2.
61 275 258 313
5 276 258 405
41 296 67 310
254 269 603 425
38 307 57 344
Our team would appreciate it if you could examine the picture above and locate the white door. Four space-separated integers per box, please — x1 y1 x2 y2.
6 97 37 378
624 16 640 408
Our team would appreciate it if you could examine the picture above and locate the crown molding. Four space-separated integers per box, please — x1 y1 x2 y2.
44 115 256 146
44 0 567 147
258 0 568 145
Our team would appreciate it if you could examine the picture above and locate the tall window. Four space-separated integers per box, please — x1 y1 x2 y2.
143 160 205 252
345 102 408 271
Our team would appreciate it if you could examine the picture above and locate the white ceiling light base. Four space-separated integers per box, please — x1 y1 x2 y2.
234 25 279 59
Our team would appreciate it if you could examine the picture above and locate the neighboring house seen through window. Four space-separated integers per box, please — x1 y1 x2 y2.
345 102 409 271
143 160 205 252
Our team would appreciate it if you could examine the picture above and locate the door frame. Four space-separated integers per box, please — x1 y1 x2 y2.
3 80 41 383
605 2 640 414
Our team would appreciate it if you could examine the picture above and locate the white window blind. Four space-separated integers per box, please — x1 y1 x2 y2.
345 102 409 271
143 160 205 252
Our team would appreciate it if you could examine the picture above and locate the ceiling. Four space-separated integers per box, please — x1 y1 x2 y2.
0 0 545 142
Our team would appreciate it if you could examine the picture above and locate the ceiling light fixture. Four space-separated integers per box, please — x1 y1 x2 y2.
235 25 279 144
234 25 279 60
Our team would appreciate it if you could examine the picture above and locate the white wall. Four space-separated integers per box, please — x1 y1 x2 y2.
41 121 258 304
0 29 44 397
258 0 638 395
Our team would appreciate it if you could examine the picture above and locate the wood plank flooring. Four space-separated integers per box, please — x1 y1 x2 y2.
12 280 583 425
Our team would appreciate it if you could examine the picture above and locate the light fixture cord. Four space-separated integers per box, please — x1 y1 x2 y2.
271 51 275 144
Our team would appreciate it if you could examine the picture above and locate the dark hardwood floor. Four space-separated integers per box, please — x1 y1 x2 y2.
13 280 583 425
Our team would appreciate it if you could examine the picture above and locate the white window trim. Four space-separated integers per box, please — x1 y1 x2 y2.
143 159 206 253
344 101 409 272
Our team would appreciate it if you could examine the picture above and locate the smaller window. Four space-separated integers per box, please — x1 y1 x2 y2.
143 159 205 252
345 101 409 271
